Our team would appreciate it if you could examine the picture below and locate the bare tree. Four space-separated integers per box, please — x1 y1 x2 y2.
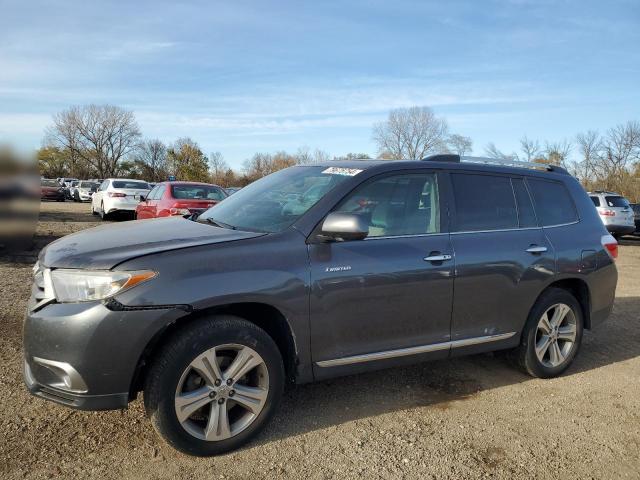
519 136 542 162
544 139 572 167
447 134 473 156
135 139 167 182
573 130 600 184
209 151 228 185
46 104 142 177
372 106 449 160
484 142 517 160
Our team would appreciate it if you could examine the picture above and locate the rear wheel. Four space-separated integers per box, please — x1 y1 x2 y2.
99 202 108 220
144 316 284 456
514 288 583 378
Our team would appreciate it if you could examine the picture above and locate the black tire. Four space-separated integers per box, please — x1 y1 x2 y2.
143 316 285 456
513 287 583 378
91 204 98 215
100 203 107 220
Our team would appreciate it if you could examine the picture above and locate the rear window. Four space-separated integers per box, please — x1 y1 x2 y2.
528 179 578 226
605 196 629 208
112 181 149 190
171 184 227 201
590 196 601 207
451 174 517 231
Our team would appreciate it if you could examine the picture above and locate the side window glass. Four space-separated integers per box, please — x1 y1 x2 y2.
512 178 538 228
99 180 109 191
335 173 440 237
155 186 166 200
590 196 600 207
528 179 578 226
451 174 517 231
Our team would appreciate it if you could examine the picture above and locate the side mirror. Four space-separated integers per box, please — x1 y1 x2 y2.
139 195 146 202
320 212 369 242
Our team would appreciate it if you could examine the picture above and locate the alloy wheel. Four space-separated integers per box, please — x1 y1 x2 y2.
174 344 269 442
535 303 577 368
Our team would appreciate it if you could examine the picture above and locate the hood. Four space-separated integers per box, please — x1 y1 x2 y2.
40 217 266 269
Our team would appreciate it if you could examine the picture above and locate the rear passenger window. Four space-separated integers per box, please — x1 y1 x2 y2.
527 179 578 226
590 196 601 207
512 178 538 228
451 174 517 231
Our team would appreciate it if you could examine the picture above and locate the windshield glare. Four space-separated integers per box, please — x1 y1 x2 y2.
198 166 355 232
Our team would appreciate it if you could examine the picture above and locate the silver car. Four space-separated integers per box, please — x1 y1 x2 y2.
588 191 635 237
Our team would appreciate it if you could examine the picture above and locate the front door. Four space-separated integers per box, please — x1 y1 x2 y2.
309 171 454 377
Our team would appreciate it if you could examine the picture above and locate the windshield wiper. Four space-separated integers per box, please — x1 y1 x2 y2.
201 217 237 230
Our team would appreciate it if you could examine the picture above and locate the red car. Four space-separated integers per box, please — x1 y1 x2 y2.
40 179 65 202
135 181 228 219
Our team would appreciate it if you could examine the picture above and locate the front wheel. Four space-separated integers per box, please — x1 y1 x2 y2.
144 316 284 456
513 288 583 378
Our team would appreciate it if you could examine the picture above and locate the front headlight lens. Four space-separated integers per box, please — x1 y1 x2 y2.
50 269 156 302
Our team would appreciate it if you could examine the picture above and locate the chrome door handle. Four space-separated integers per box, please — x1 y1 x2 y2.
526 246 547 253
424 254 452 262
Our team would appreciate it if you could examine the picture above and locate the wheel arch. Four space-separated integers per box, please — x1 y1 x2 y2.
129 302 299 399
532 277 592 330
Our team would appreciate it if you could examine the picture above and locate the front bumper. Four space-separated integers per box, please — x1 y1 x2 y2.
23 300 188 410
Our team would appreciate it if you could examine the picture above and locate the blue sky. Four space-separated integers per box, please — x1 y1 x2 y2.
1 0 639 168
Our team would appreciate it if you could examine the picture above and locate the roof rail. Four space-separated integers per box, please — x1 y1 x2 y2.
421 154 568 173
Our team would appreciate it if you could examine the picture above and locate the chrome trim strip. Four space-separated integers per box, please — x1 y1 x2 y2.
449 331 516 348
363 232 447 241
542 220 580 229
316 332 517 367
451 226 539 235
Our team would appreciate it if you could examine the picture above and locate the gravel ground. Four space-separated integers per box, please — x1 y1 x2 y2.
1 201 639 479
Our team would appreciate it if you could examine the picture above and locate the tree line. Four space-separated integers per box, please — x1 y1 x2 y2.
37 104 640 201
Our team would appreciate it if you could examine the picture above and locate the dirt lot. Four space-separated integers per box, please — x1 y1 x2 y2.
1 201 639 479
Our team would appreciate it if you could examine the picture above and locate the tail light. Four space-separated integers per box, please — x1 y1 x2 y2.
601 234 618 260
108 192 126 198
169 207 191 215
600 210 616 217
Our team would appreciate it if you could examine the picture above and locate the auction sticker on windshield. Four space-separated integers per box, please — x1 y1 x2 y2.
322 167 363 176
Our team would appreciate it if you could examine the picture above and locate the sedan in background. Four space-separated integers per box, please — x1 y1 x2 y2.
92 179 151 220
73 181 99 202
40 179 65 202
135 181 227 219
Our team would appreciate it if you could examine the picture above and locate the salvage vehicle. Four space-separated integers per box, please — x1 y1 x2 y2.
25 155 618 456
91 178 150 220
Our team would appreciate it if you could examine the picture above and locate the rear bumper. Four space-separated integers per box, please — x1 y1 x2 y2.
606 224 636 235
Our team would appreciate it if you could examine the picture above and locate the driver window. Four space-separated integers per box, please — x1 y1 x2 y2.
146 186 159 200
334 173 440 237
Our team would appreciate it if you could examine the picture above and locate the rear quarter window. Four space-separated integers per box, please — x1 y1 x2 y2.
590 196 601 207
527 179 578 226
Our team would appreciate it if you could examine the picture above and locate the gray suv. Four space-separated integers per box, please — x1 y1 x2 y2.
24 155 618 456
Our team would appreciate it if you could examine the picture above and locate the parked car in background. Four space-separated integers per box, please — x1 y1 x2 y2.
91 178 150 220
136 181 227 219
225 187 242 195
631 203 640 233
73 181 99 202
25 156 618 456
66 181 80 200
58 177 79 188
588 191 635 238
40 179 65 202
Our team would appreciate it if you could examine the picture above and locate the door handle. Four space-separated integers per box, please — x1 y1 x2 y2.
526 245 547 254
424 254 452 262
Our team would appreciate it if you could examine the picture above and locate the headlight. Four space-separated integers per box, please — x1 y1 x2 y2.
50 269 156 302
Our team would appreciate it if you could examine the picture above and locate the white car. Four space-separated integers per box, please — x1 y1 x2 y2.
91 178 151 220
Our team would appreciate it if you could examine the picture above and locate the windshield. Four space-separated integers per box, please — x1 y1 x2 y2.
172 184 227 201
198 166 357 232
605 196 630 208
41 179 59 187
112 181 149 190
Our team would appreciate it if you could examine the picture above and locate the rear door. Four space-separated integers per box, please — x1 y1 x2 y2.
447 172 555 355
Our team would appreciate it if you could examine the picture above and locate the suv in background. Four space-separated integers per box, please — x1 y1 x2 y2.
588 191 635 238
630 203 640 233
25 156 618 456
